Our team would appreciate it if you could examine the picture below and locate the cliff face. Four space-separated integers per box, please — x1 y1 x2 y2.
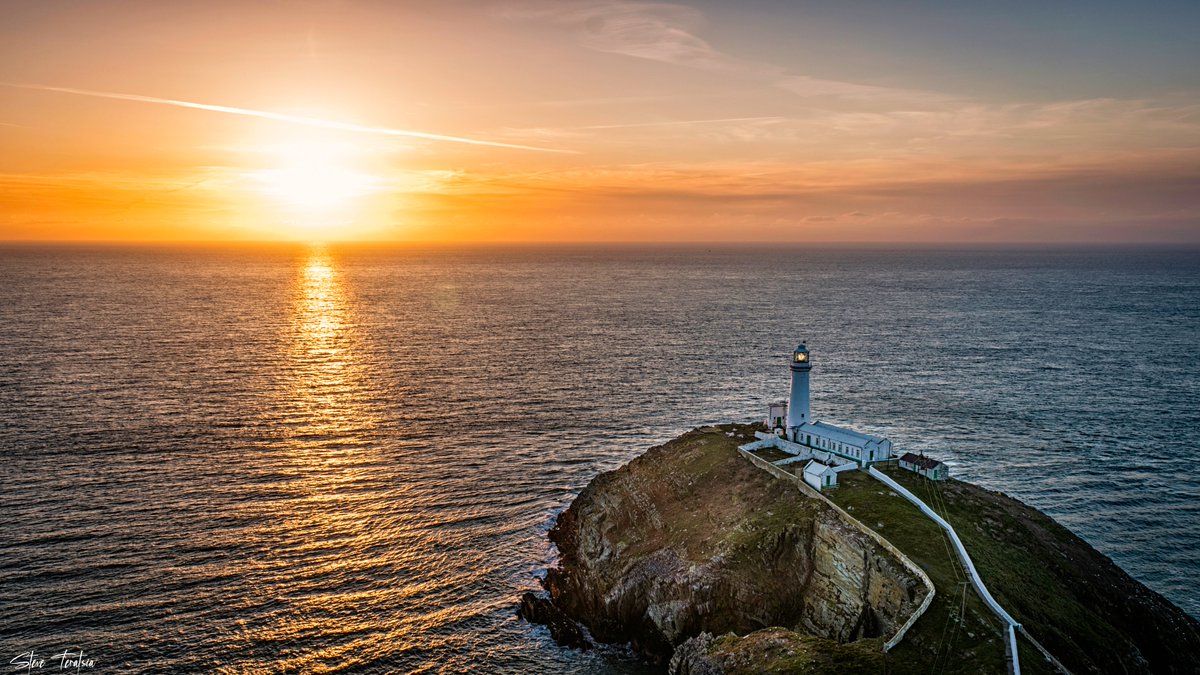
534 425 926 663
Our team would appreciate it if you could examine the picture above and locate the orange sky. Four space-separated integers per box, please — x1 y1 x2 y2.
1 1 1198 243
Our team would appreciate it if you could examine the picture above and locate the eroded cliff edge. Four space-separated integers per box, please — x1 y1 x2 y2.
522 425 1200 674
525 424 921 668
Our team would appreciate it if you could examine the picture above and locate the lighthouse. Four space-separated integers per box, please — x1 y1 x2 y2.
786 343 811 440
760 342 894 465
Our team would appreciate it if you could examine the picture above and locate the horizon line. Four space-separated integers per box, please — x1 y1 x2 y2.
2 238 1197 249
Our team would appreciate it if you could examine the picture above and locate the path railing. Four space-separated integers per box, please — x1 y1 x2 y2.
866 466 1022 675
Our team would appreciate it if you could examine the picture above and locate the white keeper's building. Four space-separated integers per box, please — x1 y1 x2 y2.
767 343 894 467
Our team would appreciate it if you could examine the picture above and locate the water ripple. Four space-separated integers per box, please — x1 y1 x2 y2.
0 243 1197 672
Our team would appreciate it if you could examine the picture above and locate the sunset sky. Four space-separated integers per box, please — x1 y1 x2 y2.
1 0 1198 243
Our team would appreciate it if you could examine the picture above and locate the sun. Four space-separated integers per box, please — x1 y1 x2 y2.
253 140 380 213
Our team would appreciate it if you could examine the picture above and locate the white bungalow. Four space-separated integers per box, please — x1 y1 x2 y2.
802 460 838 491
898 452 949 480
792 421 893 467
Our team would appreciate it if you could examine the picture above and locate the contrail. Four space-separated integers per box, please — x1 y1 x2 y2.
0 82 575 154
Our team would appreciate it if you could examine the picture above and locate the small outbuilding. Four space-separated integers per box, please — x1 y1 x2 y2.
802 460 838 491
766 401 788 432
898 452 949 480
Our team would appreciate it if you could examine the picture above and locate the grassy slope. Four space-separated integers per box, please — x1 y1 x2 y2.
597 424 825 568
869 464 1200 674
825 469 1035 675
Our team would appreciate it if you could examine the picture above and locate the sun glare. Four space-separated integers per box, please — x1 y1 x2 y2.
253 141 380 213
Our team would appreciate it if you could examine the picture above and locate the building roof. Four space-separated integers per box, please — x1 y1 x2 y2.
798 421 888 447
898 452 945 470
803 460 835 477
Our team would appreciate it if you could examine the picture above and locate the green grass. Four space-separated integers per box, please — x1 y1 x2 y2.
872 465 1134 674
826 469 1025 674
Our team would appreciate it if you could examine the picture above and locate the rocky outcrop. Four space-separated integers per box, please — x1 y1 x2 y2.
669 629 885 675
517 591 588 650
522 424 1200 673
525 424 925 664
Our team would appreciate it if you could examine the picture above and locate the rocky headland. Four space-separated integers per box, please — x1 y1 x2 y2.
521 424 1200 674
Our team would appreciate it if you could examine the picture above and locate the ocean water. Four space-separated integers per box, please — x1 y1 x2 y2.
1 243 1197 673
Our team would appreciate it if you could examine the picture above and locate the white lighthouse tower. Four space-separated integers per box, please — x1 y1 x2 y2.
786 343 811 440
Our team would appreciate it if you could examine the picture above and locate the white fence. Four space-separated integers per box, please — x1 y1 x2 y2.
866 466 1022 675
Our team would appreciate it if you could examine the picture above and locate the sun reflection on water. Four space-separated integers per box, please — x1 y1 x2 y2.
283 247 381 428
226 247 401 673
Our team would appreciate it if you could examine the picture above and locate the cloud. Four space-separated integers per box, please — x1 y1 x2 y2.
491 115 787 142
505 1 952 104
499 3 1200 171
573 115 785 130
403 151 1200 240
0 82 576 153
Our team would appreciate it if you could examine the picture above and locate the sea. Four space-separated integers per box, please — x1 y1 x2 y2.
1 243 1197 673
